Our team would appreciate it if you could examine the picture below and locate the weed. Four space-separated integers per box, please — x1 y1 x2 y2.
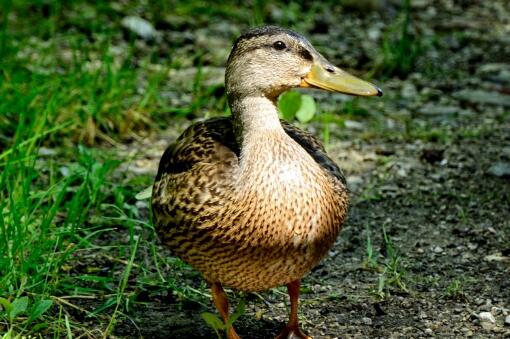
357 172 389 203
104 237 140 336
0 296 53 333
381 226 408 290
202 297 246 339
363 225 380 271
406 124 452 143
368 225 408 300
443 277 478 301
445 279 464 300
372 0 422 78
0 134 123 334
251 0 268 26
342 99 370 117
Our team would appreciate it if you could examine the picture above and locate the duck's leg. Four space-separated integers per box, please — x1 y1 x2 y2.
275 280 312 339
211 282 241 339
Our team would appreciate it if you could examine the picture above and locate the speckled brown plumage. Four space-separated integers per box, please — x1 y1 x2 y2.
151 26 381 338
152 116 347 291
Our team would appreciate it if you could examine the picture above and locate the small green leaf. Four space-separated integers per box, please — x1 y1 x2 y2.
90 296 116 316
29 299 53 322
226 299 245 327
278 91 301 120
201 311 225 330
296 94 316 123
135 186 152 200
10 296 29 320
1 328 13 339
31 322 49 332
75 275 112 283
0 297 13 315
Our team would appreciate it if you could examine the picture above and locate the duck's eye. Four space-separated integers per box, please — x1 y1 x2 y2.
273 41 286 50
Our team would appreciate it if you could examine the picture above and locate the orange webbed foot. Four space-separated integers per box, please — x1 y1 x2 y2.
275 325 312 339
275 280 312 339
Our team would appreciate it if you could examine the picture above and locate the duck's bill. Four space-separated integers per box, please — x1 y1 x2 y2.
301 63 382 97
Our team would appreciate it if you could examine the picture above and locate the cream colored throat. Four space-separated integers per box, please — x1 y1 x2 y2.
231 96 324 196
232 96 284 139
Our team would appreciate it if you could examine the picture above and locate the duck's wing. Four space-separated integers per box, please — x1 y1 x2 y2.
154 117 239 182
281 120 346 185
152 117 239 244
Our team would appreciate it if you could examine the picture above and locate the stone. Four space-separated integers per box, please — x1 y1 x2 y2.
479 311 496 323
344 120 364 130
453 89 510 107
488 162 510 178
401 82 417 98
484 253 510 262
135 200 148 209
38 147 57 156
121 16 160 41
418 104 471 116
461 327 473 336
481 322 495 331
479 63 510 85
502 147 510 159
505 315 510 326
362 317 373 325
346 175 363 192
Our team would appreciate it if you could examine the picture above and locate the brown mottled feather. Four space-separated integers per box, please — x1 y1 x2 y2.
152 117 348 291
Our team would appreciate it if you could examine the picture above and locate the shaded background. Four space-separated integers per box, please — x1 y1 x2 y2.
0 0 509 338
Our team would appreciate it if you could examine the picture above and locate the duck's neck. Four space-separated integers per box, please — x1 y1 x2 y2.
230 95 285 148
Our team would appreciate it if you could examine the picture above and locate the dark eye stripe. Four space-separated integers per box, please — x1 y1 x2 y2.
298 47 313 61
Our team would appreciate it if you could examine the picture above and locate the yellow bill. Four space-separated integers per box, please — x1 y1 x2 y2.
301 63 382 97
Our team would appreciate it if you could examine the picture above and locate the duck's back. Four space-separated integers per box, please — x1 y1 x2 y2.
152 117 348 291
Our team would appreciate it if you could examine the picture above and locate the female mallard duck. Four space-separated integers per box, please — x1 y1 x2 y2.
152 26 381 339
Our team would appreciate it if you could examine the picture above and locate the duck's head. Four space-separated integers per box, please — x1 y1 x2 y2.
225 26 382 102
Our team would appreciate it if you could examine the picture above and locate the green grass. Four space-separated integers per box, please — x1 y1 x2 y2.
366 225 408 300
0 2 202 336
372 0 423 78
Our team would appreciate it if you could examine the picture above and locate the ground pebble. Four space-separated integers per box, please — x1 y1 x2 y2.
362 317 372 325
462 327 473 336
346 175 363 192
424 328 433 335
479 311 496 323
121 16 160 41
482 322 495 331
401 82 417 98
503 146 510 159
505 315 510 326
488 162 510 178
453 89 510 107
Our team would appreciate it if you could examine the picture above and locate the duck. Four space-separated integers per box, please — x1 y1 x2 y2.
151 25 381 339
